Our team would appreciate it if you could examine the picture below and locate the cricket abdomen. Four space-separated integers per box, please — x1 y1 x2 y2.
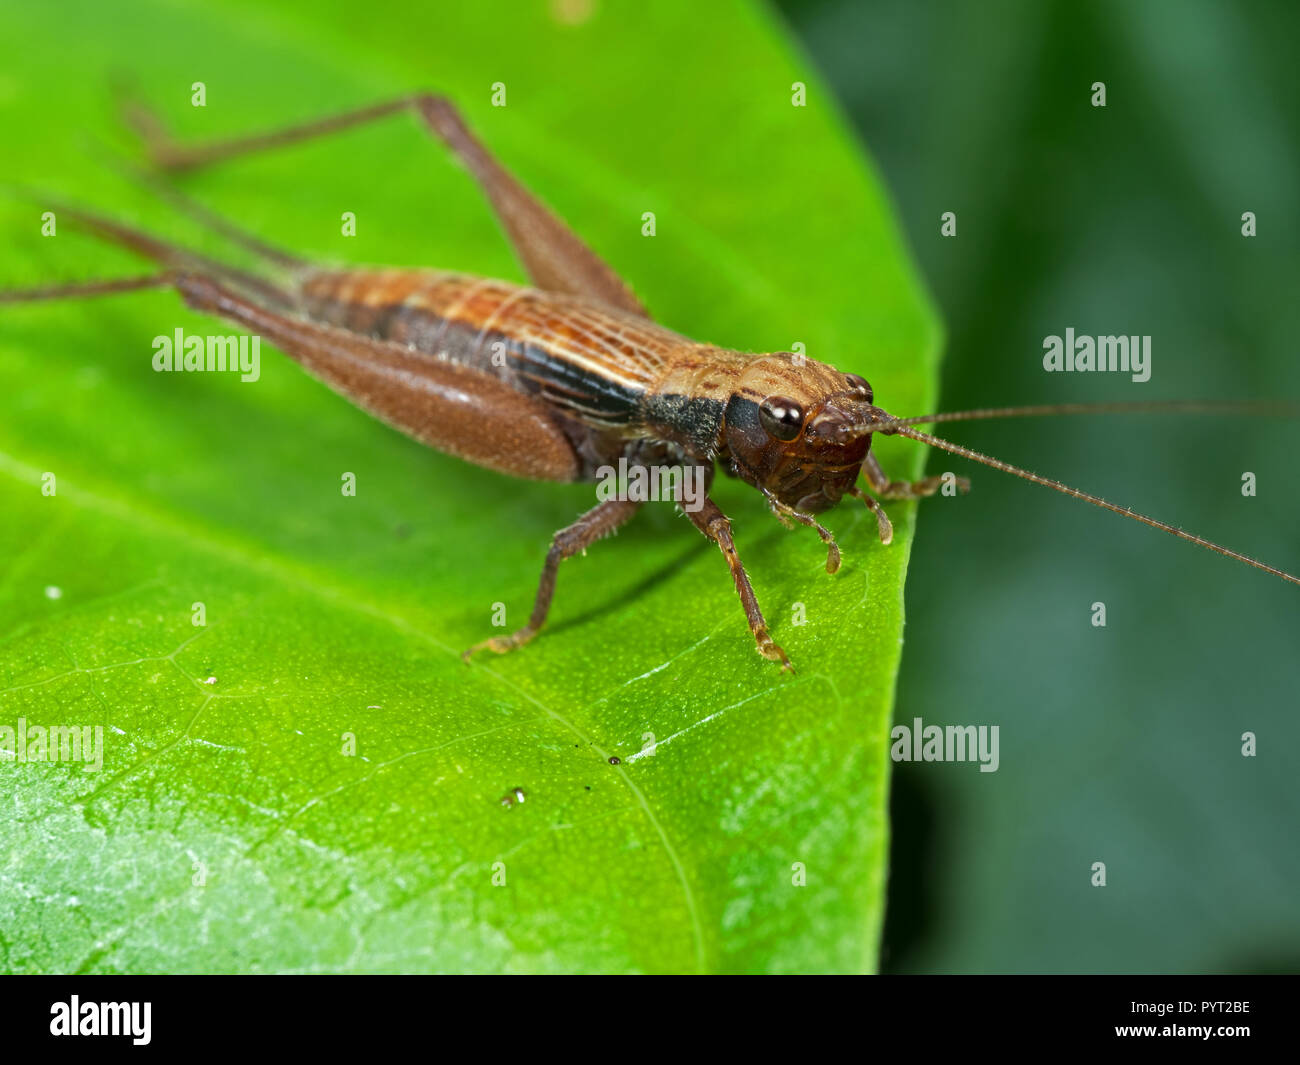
298 267 699 437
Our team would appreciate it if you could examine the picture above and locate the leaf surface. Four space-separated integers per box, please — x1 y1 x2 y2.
0 0 939 973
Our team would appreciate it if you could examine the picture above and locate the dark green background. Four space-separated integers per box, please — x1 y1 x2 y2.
775 0 1299 972
1 0 930 975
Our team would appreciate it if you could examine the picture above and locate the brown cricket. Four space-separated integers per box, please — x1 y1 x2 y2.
3 93 1296 670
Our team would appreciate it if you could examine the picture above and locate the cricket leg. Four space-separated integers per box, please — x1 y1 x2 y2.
763 490 842 573
106 155 307 269
685 495 791 671
847 486 895 545
15 197 296 310
862 451 970 500
463 499 642 660
123 92 647 315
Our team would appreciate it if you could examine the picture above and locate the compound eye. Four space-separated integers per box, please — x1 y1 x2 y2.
845 373 873 403
759 396 805 441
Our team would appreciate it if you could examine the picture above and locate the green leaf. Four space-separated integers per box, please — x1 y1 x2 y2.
0 0 939 973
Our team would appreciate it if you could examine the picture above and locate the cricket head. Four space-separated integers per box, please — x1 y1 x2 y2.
722 354 888 513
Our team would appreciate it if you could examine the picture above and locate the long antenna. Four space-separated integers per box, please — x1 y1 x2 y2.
887 423 1300 587
887 399 1300 428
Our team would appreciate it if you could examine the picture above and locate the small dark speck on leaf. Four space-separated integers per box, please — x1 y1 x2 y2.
608 756 621 765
